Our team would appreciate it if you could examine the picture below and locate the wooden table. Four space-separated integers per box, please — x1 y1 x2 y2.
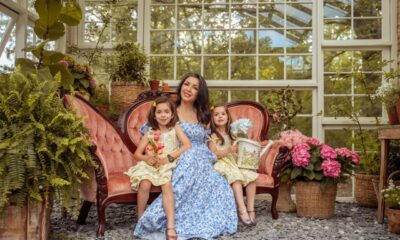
377 125 400 223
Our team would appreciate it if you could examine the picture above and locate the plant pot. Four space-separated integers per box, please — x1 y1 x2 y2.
387 106 399 125
355 173 379 207
277 181 296 212
111 81 145 112
162 83 169 91
387 208 400 234
0 198 52 240
397 103 400 123
295 181 337 219
149 80 160 91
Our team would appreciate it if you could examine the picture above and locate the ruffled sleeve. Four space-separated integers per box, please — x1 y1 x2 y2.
140 122 148 136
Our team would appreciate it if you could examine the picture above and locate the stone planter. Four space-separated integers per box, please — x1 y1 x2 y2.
296 181 337 219
355 173 379 207
387 208 400 234
277 182 296 212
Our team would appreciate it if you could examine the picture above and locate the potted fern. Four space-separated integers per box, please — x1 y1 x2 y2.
0 0 96 239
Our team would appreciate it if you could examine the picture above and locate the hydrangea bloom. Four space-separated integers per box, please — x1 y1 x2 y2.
278 130 308 150
230 118 252 138
321 160 341 178
320 144 337 160
292 143 311 167
307 137 321 146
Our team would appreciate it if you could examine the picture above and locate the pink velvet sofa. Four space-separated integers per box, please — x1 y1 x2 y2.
119 91 289 220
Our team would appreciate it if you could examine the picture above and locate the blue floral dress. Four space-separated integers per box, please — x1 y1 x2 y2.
134 122 237 239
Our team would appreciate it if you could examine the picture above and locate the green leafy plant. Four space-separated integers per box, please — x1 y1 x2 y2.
382 179 400 210
0 0 96 216
261 86 303 137
0 68 95 214
108 42 148 85
89 85 122 120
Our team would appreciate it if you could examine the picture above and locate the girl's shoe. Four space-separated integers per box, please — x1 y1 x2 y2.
166 227 177 240
248 210 257 226
238 209 252 226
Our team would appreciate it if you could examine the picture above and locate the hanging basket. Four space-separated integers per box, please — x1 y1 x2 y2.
111 81 146 111
295 181 337 219
355 173 379 207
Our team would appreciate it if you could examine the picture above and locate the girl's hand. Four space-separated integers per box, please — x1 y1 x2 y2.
229 142 238 153
158 156 169 165
144 155 157 166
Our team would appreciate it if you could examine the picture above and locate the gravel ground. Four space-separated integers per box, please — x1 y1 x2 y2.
49 196 400 240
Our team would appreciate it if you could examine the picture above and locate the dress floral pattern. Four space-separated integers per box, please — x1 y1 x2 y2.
212 134 258 186
125 129 180 191
134 122 237 239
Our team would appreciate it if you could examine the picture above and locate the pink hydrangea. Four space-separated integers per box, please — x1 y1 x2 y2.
278 130 308 150
307 137 321 146
320 144 337 161
321 160 341 178
350 151 360 164
335 147 353 158
292 143 311 167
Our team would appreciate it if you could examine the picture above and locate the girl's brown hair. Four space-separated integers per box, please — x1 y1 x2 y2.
147 96 178 130
210 103 236 145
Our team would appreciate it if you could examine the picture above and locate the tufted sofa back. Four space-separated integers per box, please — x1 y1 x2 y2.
226 101 271 174
64 94 136 178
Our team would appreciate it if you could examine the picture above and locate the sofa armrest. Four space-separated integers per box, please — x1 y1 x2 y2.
259 142 289 187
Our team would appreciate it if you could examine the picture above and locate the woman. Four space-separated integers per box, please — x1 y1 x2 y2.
134 73 237 239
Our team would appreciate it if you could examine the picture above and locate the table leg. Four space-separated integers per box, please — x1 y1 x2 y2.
377 139 389 223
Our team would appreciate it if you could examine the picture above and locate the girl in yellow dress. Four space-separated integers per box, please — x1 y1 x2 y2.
125 96 191 239
209 104 258 226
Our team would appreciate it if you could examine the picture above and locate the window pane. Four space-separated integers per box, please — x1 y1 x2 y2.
259 30 285 54
286 29 312 54
354 19 381 39
325 129 352 149
177 56 201 78
151 31 174 54
203 5 229 29
259 56 284 80
324 19 351 40
354 0 382 17
293 117 312 137
178 5 202 29
354 73 381 94
209 89 228 105
204 31 229 54
324 74 352 94
151 6 175 29
177 31 202 54
231 90 256 101
231 4 257 29
0 12 11 41
323 0 351 18
259 4 285 29
286 3 312 28
286 55 312 80
324 96 352 117
354 96 381 117
150 57 174 80
0 25 16 72
231 30 256 54
204 56 228 80
231 56 256 80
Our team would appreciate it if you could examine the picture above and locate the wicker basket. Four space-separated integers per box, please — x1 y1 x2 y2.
355 173 379 207
111 81 146 111
296 181 337 219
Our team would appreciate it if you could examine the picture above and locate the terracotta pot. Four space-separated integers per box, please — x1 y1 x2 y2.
295 181 337 219
387 208 400 234
387 106 399 125
162 83 169 91
149 80 160 91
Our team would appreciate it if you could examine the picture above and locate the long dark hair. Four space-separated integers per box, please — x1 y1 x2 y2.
175 72 211 125
210 104 236 145
147 96 178 130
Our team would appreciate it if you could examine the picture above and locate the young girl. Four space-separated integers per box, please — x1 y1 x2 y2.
125 96 191 240
209 104 259 226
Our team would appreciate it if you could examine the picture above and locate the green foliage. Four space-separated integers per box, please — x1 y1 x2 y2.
108 42 148 85
382 179 400 210
260 86 303 137
22 0 82 89
0 68 96 215
89 85 122 120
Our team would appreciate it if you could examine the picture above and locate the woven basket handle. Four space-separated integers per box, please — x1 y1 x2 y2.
387 170 400 185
